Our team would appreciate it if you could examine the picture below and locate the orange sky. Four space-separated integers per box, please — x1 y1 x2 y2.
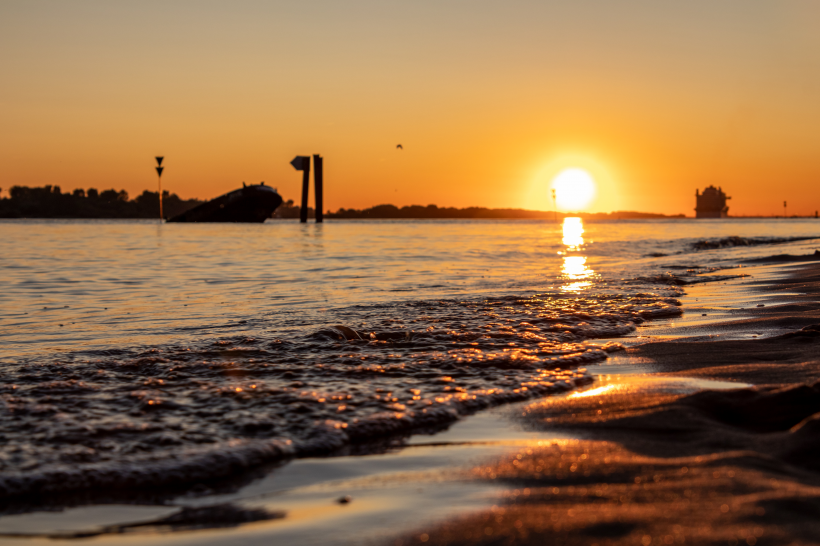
1 1 819 216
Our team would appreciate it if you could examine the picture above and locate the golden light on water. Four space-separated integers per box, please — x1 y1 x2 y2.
551 168 597 211
561 256 593 292
560 217 594 292
567 384 617 398
561 217 585 250
562 256 589 278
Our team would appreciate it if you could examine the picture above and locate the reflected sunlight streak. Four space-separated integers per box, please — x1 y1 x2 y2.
563 256 590 279
560 217 594 292
568 384 617 398
562 217 585 250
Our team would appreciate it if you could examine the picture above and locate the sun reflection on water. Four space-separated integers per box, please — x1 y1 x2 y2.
560 217 594 292
562 217 585 250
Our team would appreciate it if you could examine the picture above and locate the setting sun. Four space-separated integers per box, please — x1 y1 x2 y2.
551 169 597 211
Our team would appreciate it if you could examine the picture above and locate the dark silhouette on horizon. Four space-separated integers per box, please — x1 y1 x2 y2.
167 183 282 223
313 155 324 223
273 199 315 219
290 155 324 223
695 185 730 218
290 156 311 223
325 204 685 220
0 185 202 219
0 186 691 220
155 156 165 220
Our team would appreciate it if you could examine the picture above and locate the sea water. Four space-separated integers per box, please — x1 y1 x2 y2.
0 218 818 497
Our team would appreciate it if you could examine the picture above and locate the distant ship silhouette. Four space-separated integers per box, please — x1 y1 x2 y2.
167 183 283 223
695 185 730 218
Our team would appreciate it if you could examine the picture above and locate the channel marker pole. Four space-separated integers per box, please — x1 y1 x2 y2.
155 156 165 221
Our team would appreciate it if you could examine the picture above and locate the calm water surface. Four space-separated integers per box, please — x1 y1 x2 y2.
3 218 819 357
0 218 818 497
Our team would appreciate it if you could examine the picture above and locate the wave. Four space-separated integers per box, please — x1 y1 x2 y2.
690 236 817 251
0 288 684 501
0 374 598 500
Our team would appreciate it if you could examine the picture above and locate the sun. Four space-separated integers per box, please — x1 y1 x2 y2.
551 168 597 211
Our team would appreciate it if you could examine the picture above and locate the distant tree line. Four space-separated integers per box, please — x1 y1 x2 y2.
0 185 203 219
325 204 685 220
272 199 315 219
0 187 686 220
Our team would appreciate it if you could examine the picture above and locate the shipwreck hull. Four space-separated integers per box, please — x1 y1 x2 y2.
167 184 283 223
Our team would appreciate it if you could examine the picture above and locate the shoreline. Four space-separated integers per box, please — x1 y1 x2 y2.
390 259 820 545
1 258 819 544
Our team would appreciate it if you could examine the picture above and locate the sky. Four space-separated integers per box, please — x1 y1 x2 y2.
1 0 819 216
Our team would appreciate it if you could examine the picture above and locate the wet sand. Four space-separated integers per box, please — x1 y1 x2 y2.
3 259 820 545
391 259 820 545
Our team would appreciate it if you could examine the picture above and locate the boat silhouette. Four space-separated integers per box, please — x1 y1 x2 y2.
167 183 283 223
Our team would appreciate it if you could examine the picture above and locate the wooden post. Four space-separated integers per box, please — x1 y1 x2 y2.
290 156 311 223
300 160 311 223
313 154 323 223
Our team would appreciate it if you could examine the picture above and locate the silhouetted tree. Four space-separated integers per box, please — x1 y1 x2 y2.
325 205 685 220
0 185 204 219
272 199 313 219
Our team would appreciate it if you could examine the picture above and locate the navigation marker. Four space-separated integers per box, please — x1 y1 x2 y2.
291 156 311 223
155 156 165 221
290 156 309 171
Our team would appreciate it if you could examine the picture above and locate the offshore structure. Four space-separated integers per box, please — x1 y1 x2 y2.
695 185 730 218
167 183 282 223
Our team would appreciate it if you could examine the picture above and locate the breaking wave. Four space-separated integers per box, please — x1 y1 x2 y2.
690 236 816 251
0 290 682 500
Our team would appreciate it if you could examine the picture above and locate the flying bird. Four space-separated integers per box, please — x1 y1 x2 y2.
396 144 403 150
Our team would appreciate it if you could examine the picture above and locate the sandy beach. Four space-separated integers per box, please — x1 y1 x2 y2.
0 255 818 545
389 258 820 545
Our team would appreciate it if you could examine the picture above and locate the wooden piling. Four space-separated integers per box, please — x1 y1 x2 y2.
313 154 323 223
300 159 311 223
